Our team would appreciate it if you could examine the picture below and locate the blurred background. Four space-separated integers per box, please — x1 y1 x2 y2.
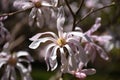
0 0 120 80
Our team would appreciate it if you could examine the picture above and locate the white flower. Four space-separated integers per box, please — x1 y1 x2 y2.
0 51 34 80
13 0 58 28
29 7 87 71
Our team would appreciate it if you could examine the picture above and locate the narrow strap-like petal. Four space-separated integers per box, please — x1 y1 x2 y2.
29 37 56 49
93 43 109 60
49 46 59 71
29 32 58 41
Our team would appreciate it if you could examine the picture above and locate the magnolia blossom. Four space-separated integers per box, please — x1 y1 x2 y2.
83 17 112 62
29 7 87 71
0 51 33 80
13 0 58 28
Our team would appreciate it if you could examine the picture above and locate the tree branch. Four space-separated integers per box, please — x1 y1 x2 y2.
64 0 75 17
76 0 84 15
0 7 33 17
76 2 115 25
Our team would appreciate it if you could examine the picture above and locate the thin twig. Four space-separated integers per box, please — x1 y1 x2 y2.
76 0 84 15
64 0 75 17
72 0 84 31
76 2 115 25
0 7 33 17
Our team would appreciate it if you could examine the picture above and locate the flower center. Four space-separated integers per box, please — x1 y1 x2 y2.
8 55 17 66
57 38 66 47
34 1 42 8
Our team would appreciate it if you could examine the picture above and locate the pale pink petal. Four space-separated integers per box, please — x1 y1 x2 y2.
36 9 44 28
10 67 16 80
51 0 58 7
29 8 37 26
16 63 32 80
64 44 74 56
16 63 29 73
75 72 86 79
29 37 56 49
13 1 33 9
49 46 59 71
17 51 34 62
29 32 58 41
41 1 53 7
81 68 96 75
17 51 29 57
0 61 6 68
91 35 112 45
1 65 11 80
84 43 96 63
85 17 101 35
67 39 87 65
94 43 109 60
60 47 68 73
18 59 31 64
67 31 84 39
45 43 56 71
57 7 65 38
68 55 78 70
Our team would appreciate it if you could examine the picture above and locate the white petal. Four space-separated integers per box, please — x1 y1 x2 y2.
68 55 78 70
44 43 56 71
94 43 109 60
29 32 58 41
17 51 34 62
60 48 68 73
29 37 56 49
29 8 37 26
0 61 6 68
0 51 8 56
41 1 53 7
13 1 33 9
49 46 59 71
57 7 65 38
67 39 87 65
84 43 96 63
36 9 44 28
17 51 29 57
16 63 28 73
81 68 96 75
18 59 30 63
1 65 11 80
10 67 16 80
51 0 58 7
85 17 101 35
64 44 74 56
67 31 85 39
16 63 32 80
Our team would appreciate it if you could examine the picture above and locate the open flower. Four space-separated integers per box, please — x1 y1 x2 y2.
0 51 33 80
83 17 112 62
29 7 87 71
13 0 58 28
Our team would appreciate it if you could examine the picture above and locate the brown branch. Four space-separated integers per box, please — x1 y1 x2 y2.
0 7 33 17
64 0 75 17
72 0 84 31
76 2 115 25
76 0 84 15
